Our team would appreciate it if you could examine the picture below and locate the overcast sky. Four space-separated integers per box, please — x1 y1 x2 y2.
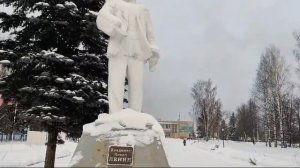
1 0 300 121
139 0 300 121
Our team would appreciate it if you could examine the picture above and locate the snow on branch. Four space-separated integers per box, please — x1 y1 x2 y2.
101 81 108 89
41 50 74 64
44 89 61 98
95 91 107 98
56 4 65 9
64 1 79 13
34 75 51 80
65 78 72 84
20 56 31 62
55 77 65 83
71 73 89 83
26 105 62 121
98 98 108 104
19 87 36 93
72 96 85 103
62 90 76 96
87 10 98 16
64 1 77 9
34 2 50 8
0 60 10 65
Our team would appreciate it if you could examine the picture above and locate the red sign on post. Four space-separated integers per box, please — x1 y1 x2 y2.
0 99 3 107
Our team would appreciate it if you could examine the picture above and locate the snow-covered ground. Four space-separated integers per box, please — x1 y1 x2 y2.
165 139 300 167
0 138 299 167
0 141 77 167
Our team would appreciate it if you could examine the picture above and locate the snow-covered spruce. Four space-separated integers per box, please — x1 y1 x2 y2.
0 1 108 166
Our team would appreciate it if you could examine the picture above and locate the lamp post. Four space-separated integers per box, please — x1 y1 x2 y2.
221 128 225 148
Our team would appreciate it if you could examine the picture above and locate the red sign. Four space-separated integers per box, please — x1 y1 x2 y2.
7 101 13 106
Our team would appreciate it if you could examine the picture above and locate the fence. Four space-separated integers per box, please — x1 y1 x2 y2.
0 133 27 142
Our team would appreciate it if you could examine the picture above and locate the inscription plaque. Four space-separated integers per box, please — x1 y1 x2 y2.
107 146 134 165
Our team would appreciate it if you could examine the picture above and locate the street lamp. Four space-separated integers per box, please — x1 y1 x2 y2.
221 128 225 148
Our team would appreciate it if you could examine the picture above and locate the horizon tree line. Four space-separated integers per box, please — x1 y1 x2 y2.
191 33 300 148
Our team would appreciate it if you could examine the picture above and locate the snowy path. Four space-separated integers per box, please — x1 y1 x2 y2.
164 139 248 167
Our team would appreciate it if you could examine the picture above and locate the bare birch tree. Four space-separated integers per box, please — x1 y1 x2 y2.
253 45 290 147
191 79 222 141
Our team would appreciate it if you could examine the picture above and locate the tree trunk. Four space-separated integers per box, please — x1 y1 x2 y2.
205 122 209 141
256 124 259 142
265 129 268 147
273 114 277 147
298 114 300 148
44 129 58 168
268 128 271 147
277 96 284 148
8 132 13 141
288 136 291 147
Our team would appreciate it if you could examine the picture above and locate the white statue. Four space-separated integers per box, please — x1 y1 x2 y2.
96 0 160 113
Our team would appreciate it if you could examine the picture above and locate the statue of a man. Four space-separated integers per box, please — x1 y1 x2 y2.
96 0 160 113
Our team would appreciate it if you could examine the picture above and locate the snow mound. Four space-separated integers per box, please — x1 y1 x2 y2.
83 109 165 146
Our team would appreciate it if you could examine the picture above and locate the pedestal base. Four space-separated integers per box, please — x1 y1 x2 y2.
69 109 169 167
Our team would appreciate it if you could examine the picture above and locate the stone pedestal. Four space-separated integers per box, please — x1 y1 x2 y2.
69 109 169 167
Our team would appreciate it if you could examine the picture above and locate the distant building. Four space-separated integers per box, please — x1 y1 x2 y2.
159 121 193 139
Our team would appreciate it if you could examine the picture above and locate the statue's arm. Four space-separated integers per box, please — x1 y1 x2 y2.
96 1 126 37
145 10 160 72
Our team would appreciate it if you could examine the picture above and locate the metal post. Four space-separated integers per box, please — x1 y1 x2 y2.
221 128 225 148
223 139 224 148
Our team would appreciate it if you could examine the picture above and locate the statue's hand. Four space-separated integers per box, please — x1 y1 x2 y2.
148 56 159 72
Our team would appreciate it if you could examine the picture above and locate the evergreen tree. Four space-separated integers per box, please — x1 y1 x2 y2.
228 113 238 141
220 119 227 140
0 0 108 167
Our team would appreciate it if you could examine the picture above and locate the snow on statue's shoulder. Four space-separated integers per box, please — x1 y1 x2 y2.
83 108 165 146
